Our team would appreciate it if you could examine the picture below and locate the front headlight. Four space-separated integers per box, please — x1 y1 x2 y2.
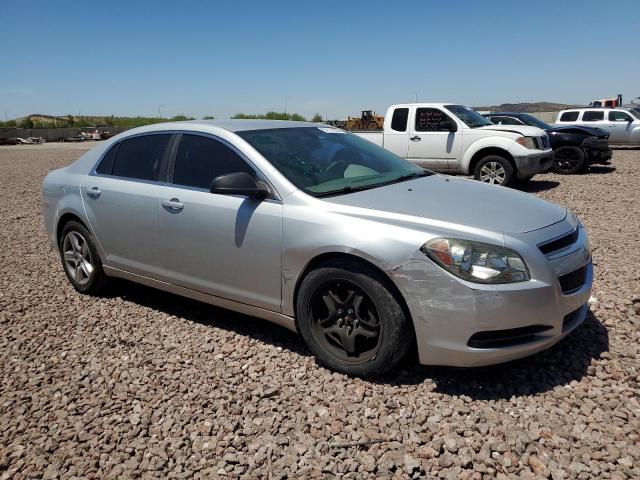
421 238 530 284
515 136 537 149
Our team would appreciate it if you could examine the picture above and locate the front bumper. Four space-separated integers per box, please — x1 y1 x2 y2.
585 147 612 165
513 150 554 178
388 218 593 367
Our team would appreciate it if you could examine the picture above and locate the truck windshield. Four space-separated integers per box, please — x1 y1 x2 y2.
444 105 492 128
238 127 429 197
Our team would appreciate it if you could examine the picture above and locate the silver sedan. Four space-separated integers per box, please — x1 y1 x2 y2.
42 120 593 376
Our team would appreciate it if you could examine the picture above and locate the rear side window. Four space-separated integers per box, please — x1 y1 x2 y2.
582 111 604 122
173 134 254 190
390 108 409 132
96 144 119 175
559 111 579 122
112 134 171 181
415 108 452 132
609 111 632 122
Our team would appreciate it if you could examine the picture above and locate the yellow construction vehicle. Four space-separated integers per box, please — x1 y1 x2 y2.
346 110 384 130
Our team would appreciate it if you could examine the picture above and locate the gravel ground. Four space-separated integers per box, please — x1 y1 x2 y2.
1 144 639 479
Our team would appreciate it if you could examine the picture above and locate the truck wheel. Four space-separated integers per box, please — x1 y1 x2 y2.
296 259 414 377
474 155 514 187
553 146 586 174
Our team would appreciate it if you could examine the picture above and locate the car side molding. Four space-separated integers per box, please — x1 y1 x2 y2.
103 266 297 332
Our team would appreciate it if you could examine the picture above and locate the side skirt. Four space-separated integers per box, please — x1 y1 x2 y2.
103 266 297 332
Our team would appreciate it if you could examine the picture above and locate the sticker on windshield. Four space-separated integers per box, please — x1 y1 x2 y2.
317 127 346 134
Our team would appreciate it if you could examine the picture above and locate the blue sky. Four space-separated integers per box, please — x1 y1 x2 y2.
1 0 638 120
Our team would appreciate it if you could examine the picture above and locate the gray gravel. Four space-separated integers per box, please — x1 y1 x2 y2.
1 144 639 479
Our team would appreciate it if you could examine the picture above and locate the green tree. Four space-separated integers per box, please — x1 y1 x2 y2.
290 113 306 122
311 113 323 122
18 117 34 129
202 115 215 120
169 115 195 121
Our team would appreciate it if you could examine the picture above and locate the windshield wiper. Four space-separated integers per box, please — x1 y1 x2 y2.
374 170 433 186
313 184 379 198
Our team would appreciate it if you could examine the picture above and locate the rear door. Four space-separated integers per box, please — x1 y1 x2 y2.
382 107 410 158
156 133 283 312
407 106 462 170
81 133 173 277
606 110 633 143
580 110 607 130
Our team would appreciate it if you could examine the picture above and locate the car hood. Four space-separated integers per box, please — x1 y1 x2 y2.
322 175 567 234
548 125 609 137
476 124 546 137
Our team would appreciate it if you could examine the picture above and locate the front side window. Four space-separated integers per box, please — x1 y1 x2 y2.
237 127 427 197
560 111 579 122
609 111 632 122
111 134 171 181
390 108 409 132
443 105 492 128
173 134 254 190
415 108 454 132
582 111 604 122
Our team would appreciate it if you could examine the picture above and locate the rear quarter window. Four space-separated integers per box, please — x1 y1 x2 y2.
96 143 119 175
559 111 579 122
111 134 171 181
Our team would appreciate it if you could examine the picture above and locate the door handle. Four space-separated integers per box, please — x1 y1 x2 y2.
86 187 101 199
410 136 421 141
161 198 184 212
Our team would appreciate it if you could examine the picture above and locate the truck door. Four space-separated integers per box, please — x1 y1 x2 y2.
407 107 462 171
605 110 634 143
382 107 410 158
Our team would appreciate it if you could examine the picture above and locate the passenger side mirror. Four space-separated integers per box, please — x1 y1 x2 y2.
210 172 269 199
440 120 457 132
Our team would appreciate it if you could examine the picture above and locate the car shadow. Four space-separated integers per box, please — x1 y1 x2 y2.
587 165 616 174
517 179 560 193
108 281 608 399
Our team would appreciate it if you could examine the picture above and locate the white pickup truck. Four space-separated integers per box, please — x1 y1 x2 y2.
354 103 553 187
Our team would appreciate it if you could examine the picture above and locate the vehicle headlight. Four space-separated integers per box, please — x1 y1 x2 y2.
515 136 537 149
420 238 530 284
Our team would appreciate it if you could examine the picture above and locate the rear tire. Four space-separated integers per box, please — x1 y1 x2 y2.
296 259 414 377
553 146 586 174
474 155 515 187
59 221 109 295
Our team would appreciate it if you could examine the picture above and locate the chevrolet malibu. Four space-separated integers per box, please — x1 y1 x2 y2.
42 120 593 376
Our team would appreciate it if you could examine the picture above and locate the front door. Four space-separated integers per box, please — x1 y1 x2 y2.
407 107 462 171
156 133 283 312
606 110 634 143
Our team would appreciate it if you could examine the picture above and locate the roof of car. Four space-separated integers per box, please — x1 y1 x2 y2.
484 112 529 116
181 119 318 132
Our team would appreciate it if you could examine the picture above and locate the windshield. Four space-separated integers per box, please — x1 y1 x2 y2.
444 105 492 128
238 127 428 197
518 113 551 130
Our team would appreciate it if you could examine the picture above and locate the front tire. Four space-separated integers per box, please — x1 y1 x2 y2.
474 155 515 187
59 221 109 295
553 146 586 174
296 259 414 377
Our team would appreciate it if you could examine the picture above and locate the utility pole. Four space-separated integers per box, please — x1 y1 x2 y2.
284 97 290 115
412 92 418 103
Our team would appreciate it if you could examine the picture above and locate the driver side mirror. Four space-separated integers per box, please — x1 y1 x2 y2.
210 172 270 199
440 120 458 132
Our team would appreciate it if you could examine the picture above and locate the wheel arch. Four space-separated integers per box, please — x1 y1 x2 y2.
291 252 416 340
468 147 516 176
56 212 89 246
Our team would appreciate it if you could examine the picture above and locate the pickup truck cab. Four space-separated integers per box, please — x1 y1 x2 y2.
354 103 553 187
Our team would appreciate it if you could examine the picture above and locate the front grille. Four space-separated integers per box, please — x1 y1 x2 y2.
467 325 553 349
559 265 588 294
582 136 609 149
538 228 579 255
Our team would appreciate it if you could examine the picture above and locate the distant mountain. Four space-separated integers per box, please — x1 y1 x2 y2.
474 102 582 113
